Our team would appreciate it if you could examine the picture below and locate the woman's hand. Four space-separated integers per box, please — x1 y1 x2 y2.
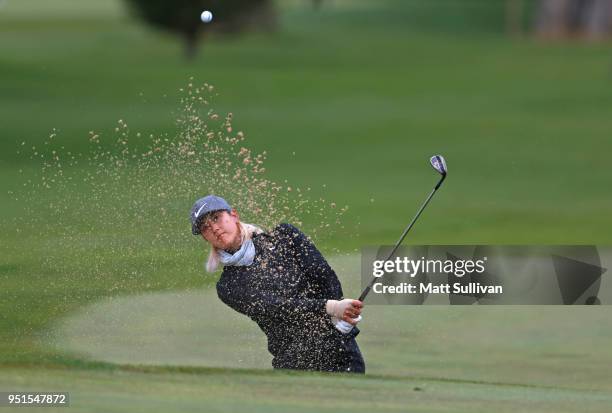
326 299 363 325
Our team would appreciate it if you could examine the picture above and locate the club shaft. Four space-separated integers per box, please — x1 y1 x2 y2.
358 175 445 302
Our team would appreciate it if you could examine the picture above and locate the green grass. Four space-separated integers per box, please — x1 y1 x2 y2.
2 2 611 246
1 0 612 411
3 365 612 413
39 268 612 391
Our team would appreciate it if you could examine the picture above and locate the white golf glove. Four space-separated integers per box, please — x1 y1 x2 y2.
332 315 362 334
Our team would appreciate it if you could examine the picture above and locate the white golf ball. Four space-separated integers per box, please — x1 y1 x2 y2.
200 10 213 23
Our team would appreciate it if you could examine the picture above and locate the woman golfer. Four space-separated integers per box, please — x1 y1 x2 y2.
191 195 365 373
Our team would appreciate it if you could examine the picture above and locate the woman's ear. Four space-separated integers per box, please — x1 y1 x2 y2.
230 209 239 220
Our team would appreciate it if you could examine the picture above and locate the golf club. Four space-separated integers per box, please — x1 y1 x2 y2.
358 154 448 302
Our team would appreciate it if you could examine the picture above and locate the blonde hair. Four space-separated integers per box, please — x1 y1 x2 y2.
206 221 263 273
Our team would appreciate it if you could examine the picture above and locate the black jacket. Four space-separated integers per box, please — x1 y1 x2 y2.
216 223 360 370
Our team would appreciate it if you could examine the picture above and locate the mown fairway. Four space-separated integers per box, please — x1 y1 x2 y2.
1 0 611 411
3 365 612 413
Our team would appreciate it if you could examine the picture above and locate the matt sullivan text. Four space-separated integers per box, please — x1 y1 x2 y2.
373 282 503 295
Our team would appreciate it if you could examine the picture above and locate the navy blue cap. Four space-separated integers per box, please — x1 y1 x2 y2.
190 195 232 235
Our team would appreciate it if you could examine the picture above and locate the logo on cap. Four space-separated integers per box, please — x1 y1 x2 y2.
195 202 208 218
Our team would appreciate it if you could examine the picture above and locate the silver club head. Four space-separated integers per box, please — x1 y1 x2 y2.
430 155 447 176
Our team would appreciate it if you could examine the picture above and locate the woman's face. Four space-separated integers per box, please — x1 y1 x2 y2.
200 209 241 251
